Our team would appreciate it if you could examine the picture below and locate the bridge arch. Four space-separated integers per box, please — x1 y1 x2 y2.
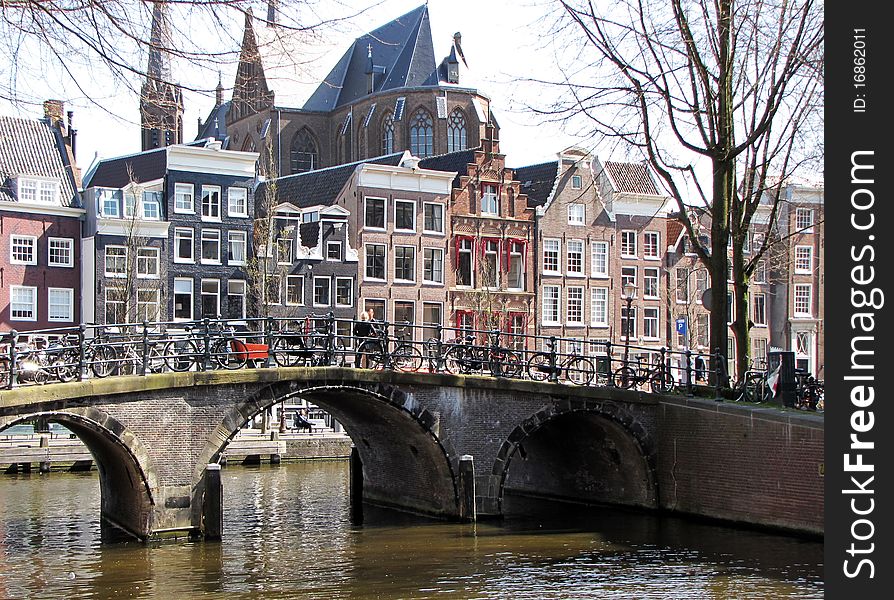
0 409 160 540
492 402 658 514
197 379 459 518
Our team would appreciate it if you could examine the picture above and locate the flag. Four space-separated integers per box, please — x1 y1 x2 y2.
766 363 782 396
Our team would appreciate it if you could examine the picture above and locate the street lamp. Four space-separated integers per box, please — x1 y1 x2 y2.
621 281 637 386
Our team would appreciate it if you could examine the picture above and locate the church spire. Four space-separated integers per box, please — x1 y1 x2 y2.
140 1 184 151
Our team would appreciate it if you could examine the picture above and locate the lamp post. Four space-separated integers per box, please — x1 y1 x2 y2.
621 281 637 387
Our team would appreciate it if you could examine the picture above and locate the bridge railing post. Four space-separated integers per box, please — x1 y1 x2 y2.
77 323 86 382
326 312 336 366
201 317 212 371
381 320 392 369
432 323 444 371
488 329 500 377
714 347 724 401
684 349 693 395
604 340 612 386
548 336 559 383
140 320 149 377
265 317 275 368
6 329 18 389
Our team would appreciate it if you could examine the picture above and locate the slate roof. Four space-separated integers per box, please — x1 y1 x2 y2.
197 101 230 144
302 5 441 112
0 115 80 207
602 161 660 196
258 152 405 209
83 147 168 189
514 161 559 208
417 147 478 186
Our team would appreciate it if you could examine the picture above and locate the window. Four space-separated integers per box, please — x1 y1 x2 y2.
174 228 194 263
696 314 709 347
137 247 160 278
266 276 282 305
393 301 415 340
227 280 246 320
566 287 584 324
457 238 473 286
173 278 194 321
481 240 499 288
507 241 524 290
643 268 659 299
100 189 120 217
48 238 74 267
675 268 689 302
542 286 560 324
455 310 474 336
228 231 247 264
621 230 637 257
422 303 443 342
18 178 56 203
365 197 386 229
409 108 433 157
543 238 560 274
327 241 342 261
643 308 659 339
423 203 444 234
796 208 814 232
571 175 582 189
290 129 318 174
395 200 416 231
423 247 444 284
794 284 812 316
695 269 708 300
381 111 394 155
124 192 137 218
395 246 416 281
286 276 304 306
174 183 194 213
795 246 813 273
335 278 353 307
365 299 386 321
365 244 386 280
727 291 734 323
105 288 125 324
481 184 499 215
621 266 637 295
10 235 37 265
568 203 585 225
277 237 293 264
753 337 768 369
137 289 160 322
753 293 767 326
201 186 221 220
590 287 608 326
644 232 660 258
620 306 637 339
447 108 467 153
142 191 161 220
591 241 608 277
201 279 220 319
302 211 319 223
313 277 331 306
566 239 584 275
755 260 768 283
227 187 248 217
201 229 221 264
10 286 36 321
104 246 127 277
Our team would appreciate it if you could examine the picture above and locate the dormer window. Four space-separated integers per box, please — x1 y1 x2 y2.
17 177 59 204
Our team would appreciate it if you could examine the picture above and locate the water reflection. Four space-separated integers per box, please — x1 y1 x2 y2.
0 462 822 599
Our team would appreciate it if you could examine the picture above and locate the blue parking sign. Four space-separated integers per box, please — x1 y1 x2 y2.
675 318 687 335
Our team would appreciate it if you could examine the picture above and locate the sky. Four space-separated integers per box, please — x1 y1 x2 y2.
2 0 588 173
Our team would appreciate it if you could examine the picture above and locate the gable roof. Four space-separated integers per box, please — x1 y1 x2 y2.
258 152 405 209
601 161 661 196
514 161 559 208
417 147 479 186
302 5 440 112
83 147 169 189
0 115 80 207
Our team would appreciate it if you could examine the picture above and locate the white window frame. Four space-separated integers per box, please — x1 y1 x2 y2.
10 235 37 265
566 286 584 325
137 288 161 322
566 239 584 276
643 231 660 259
394 245 416 283
335 277 354 307
621 230 637 258
141 191 161 220
136 247 160 278
173 277 195 321
590 287 609 327
174 227 194 263
104 245 128 278
47 237 74 268
394 199 416 233
542 285 561 325
200 278 221 319
543 238 561 275
507 241 524 291
105 288 126 324
795 208 814 233
423 247 444 284
10 285 37 321
174 183 194 214
47 288 71 322
643 267 660 299
364 196 387 231
794 284 812 316
286 276 305 306
313 276 332 307
621 266 637 296
227 187 248 217
481 184 499 216
227 280 247 320
456 238 474 288
200 229 222 265
365 243 387 281
100 189 120 218
753 293 767 326
643 307 659 340
620 306 637 339
423 202 445 234
794 246 813 274
567 203 585 225
571 175 583 190
201 185 222 221
326 241 342 262
591 241 608 278
228 231 247 265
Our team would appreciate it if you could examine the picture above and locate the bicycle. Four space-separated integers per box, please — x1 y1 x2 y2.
355 331 423 372
733 369 773 403
163 321 246 372
526 349 595 385
613 358 675 393
442 333 521 378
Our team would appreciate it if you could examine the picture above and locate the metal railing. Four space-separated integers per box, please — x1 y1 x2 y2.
1 315 727 397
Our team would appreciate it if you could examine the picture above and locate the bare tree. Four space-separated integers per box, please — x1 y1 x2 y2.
536 0 823 380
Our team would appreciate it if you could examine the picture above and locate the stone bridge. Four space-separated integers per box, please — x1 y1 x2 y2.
0 368 825 541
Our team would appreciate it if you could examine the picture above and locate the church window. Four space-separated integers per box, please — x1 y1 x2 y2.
290 129 318 174
447 109 467 153
381 111 394 155
409 108 433 158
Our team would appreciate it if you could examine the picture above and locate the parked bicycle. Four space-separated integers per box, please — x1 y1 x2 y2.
733 369 773 403
613 357 674 393
163 321 245 372
526 348 595 385
355 326 423 372
442 333 521 378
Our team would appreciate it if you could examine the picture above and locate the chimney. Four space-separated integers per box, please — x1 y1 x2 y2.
43 100 65 132
66 110 77 159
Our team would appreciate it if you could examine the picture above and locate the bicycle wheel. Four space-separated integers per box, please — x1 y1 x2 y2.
565 356 595 386
164 339 198 372
52 350 79 382
392 344 423 372
271 336 301 367
443 346 469 375
214 338 246 370
613 366 637 389
526 353 554 381
356 340 384 369
145 343 166 373
90 343 118 378
491 349 521 378
650 369 674 394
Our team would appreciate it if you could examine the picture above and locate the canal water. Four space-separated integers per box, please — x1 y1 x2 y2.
0 461 823 599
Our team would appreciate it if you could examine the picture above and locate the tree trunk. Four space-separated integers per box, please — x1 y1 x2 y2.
730 247 751 381
709 158 733 385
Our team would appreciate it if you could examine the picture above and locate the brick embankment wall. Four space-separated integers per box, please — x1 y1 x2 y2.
284 435 352 460
657 398 824 536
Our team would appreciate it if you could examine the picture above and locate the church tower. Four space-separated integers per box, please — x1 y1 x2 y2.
140 1 183 151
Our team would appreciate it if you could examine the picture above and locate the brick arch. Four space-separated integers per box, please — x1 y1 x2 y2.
490 401 658 514
0 408 160 539
195 379 460 518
